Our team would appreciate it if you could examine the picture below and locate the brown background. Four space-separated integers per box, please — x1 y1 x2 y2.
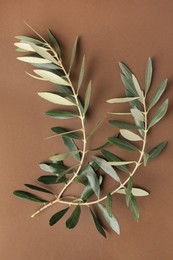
0 1 173 260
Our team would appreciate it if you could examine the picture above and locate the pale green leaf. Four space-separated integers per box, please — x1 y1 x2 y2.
98 203 120 235
130 108 144 121
17 56 51 64
77 55 85 92
120 129 142 141
26 72 47 81
34 70 70 86
50 151 79 162
148 99 168 129
69 37 78 73
145 57 152 95
116 188 149 197
119 62 132 79
15 35 43 44
83 81 91 115
39 163 55 173
107 97 140 104
85 165 100 198
62 137 81 161
148 79 167 110
29 43 59 64
38 92 75 106
132 74 144 100
106 161 136 166
81 176 102 202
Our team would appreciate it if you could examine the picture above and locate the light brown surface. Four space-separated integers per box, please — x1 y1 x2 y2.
0 1 173 260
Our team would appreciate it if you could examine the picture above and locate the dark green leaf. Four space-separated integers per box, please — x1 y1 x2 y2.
108 136 138 151
50 161 69 174
81 176 102 201
89 160 100 171
119 62 132 79
98 203 120 235
49 207 69 226
129 194 139 221
101 149 129 173
24 184 54 195
77 55 85 92
93 156 120 182
13 190 48 203
38 175 67 184
109 120 142 129
83 81 91 115
66 205 81 229
56 164 77 181
148 141 167 161
51 127 82 140
148 79 167 110
48 29 61 57
145 57 152 96
62 137 81 161
89 208 106 238
69 37 78 73
148 99 168 129
57 85 72 95
45 110 77 119
106 193 113 217
125 177 132 206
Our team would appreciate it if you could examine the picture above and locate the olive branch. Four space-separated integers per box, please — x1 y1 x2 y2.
13 25 168 238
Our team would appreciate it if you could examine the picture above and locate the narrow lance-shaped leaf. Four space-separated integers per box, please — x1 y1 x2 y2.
121 74 138 97
109 120 142 129
77 55 85 92
15 41 44 51
93 156 120 182
49 207 69 226
69 36 78 73
24 184 54 195
84 165 100 198
129 194 139 221
148 99 168 129
63 137 81 161
13 190 48 203
106 161 136 166
125 177 132 206
47 29 61 57
39 163 55 173
119 62 132 79
98 203 120 235
38 92 75 106
148 79 167 111
101 149 129 173
106 193 113 217
83 81 91 115
29 43 59 64
132 74 144 101
108 136 139 151
50 151 79 163
87 116 106 140
38 175 67 184
81 176 102 202
120 129 143 141
15 35 44 44
45 110 78 119
145 57 152 96
148 141 167 161
89 208 106 238
17 56 51 64
34 70 70 86
107 97 140 104
66 205 81 229
51 127 82 140
116 188 149 196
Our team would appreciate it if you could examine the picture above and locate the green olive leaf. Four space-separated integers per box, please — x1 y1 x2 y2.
145 57 152 96
66 205 81 229
148 99 168 129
